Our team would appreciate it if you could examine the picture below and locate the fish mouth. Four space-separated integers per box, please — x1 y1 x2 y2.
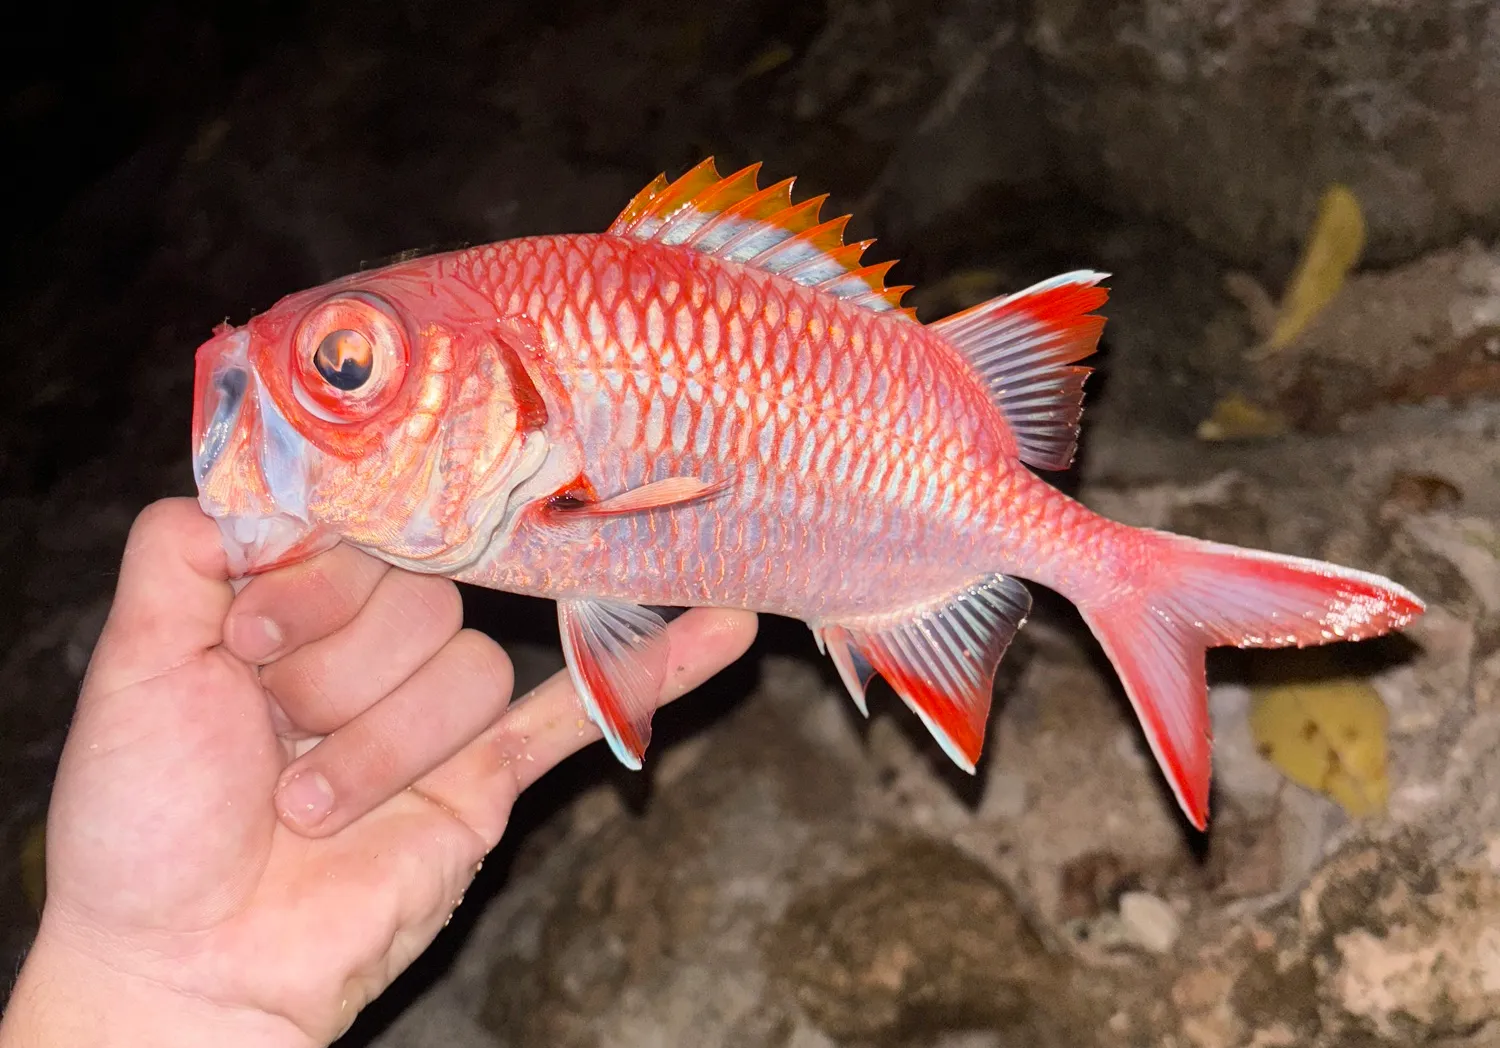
212 511 336 577
193 329 251 484
191 327 335 576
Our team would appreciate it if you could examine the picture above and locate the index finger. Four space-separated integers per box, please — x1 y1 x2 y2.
408 607 758 849
223 543 392 665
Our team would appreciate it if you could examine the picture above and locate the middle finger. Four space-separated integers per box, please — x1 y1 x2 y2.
260 569 464 736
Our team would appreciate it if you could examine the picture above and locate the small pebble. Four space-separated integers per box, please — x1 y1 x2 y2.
1119 891 1181 954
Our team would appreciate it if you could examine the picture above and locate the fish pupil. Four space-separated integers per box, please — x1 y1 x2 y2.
314 329 373 390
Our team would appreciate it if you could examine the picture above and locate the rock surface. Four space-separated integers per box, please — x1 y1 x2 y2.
1030 0 1500 269
2 2 1499 1045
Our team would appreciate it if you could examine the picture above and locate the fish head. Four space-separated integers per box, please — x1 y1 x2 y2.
192 255 555 577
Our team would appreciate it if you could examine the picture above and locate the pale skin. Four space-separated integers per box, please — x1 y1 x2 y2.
0 497 758 1046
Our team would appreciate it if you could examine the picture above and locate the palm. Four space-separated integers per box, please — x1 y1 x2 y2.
37 499 757 1044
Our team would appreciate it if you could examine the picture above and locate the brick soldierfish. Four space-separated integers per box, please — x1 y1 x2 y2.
191 159 1423 828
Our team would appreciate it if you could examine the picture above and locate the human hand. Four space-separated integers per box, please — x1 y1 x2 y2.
0 497 757 1047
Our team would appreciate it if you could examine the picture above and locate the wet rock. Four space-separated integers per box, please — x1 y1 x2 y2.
1057 851 1133 922
1378 472 1464 524
1198 834 1500 1047
468 658 861 1048
787 0 1047 240
1244 241 1500 429
1171 965 1244 1048
765 836 1074 1044
1029 1 1500 268
1303 837 1500 1042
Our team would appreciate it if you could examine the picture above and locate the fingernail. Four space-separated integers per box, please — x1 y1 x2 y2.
277 770 334 829
235 615 283 662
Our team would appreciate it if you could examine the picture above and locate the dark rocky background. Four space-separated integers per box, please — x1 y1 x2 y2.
4 2 1500 1045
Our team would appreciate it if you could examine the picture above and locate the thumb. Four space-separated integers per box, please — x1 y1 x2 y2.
81 498 234 702
47 498 277 931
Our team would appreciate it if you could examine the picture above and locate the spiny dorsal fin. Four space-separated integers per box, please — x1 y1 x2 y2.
608 157 915 319
932 271 1110 472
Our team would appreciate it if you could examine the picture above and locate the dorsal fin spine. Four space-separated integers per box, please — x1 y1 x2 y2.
685 177 798 255
729 195 827 261
611 173 670 232
787 241 868 284
607 158 913 319
746 214 852 274
657 163 764 245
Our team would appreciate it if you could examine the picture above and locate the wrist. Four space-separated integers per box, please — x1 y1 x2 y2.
1 925 316 1048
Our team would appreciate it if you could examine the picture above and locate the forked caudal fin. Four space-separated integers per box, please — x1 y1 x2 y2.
1076 529 1425 830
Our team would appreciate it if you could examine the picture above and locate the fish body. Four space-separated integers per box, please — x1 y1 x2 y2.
448 232 1051 617
192 159 1424 828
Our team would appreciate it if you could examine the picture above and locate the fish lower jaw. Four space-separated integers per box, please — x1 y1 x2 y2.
209 507 338 577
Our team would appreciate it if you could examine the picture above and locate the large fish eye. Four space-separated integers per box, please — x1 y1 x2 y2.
313 329 375 390
291 292 409 423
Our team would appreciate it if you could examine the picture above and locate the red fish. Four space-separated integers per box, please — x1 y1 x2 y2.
192 159 1423 828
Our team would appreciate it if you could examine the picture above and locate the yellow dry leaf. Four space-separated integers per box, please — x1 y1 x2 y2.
1196 394 1287 441
1249 678 1390 816
741 42 794 79
21 819 46 912
1266 184 1366 351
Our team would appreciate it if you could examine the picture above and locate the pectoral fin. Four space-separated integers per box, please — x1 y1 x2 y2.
546 475 729 520
558 598 671 768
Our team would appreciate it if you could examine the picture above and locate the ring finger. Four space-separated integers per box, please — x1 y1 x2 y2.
274 627 515 835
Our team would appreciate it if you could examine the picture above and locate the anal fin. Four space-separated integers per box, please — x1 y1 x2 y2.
558 598 670 768
814 575 1032 771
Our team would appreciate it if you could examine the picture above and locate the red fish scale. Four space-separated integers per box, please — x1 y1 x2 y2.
453 233 1102 620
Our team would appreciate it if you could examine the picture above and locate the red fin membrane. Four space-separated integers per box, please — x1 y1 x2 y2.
558 599 671 769
815 575 1032 771
1081 531 1426 830
931 271 1109 471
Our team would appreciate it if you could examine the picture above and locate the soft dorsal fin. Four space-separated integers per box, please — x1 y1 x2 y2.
932 271 1110 472
608 157 915 319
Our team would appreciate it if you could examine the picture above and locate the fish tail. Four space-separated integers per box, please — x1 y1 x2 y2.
1073 526 1424 830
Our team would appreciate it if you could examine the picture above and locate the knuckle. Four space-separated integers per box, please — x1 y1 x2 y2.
401 572 464 632
127 497 194 547
448 629 514 696
340 727 402 794
270 658 344 729
249 546 379 634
